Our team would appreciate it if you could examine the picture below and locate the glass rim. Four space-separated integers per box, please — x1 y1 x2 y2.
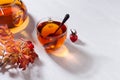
37 17 68 39
37 17 67 25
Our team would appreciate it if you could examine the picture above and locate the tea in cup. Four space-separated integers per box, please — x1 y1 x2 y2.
37 18 67 53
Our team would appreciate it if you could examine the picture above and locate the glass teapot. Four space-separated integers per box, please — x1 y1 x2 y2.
0 0 29 33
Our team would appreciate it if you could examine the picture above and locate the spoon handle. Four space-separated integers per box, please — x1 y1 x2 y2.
54 14 70 34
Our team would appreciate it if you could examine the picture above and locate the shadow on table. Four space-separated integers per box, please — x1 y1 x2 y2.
48 39 95 75
74 39 86 46
0 58 43 80
14 13 36 42
19 58 43 80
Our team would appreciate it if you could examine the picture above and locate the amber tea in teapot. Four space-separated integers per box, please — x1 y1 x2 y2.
0 0 29 33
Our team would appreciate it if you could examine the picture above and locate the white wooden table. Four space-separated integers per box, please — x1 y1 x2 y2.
1 0 120 80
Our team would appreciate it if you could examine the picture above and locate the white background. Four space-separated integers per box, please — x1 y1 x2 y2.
0 0 120 80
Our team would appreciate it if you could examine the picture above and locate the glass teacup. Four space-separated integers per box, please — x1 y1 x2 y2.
0 0 29 33
37 17 67 53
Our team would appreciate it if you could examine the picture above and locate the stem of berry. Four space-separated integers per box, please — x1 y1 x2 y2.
70 29 77 35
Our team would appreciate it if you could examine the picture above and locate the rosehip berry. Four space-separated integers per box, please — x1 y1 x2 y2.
70 29 78 42
27 41 34 50
28 43 34 50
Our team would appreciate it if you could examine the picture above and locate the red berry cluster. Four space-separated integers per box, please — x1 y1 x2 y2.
17 39 38 70
27 41 34 50
0 39 38 70
0 25 38 70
